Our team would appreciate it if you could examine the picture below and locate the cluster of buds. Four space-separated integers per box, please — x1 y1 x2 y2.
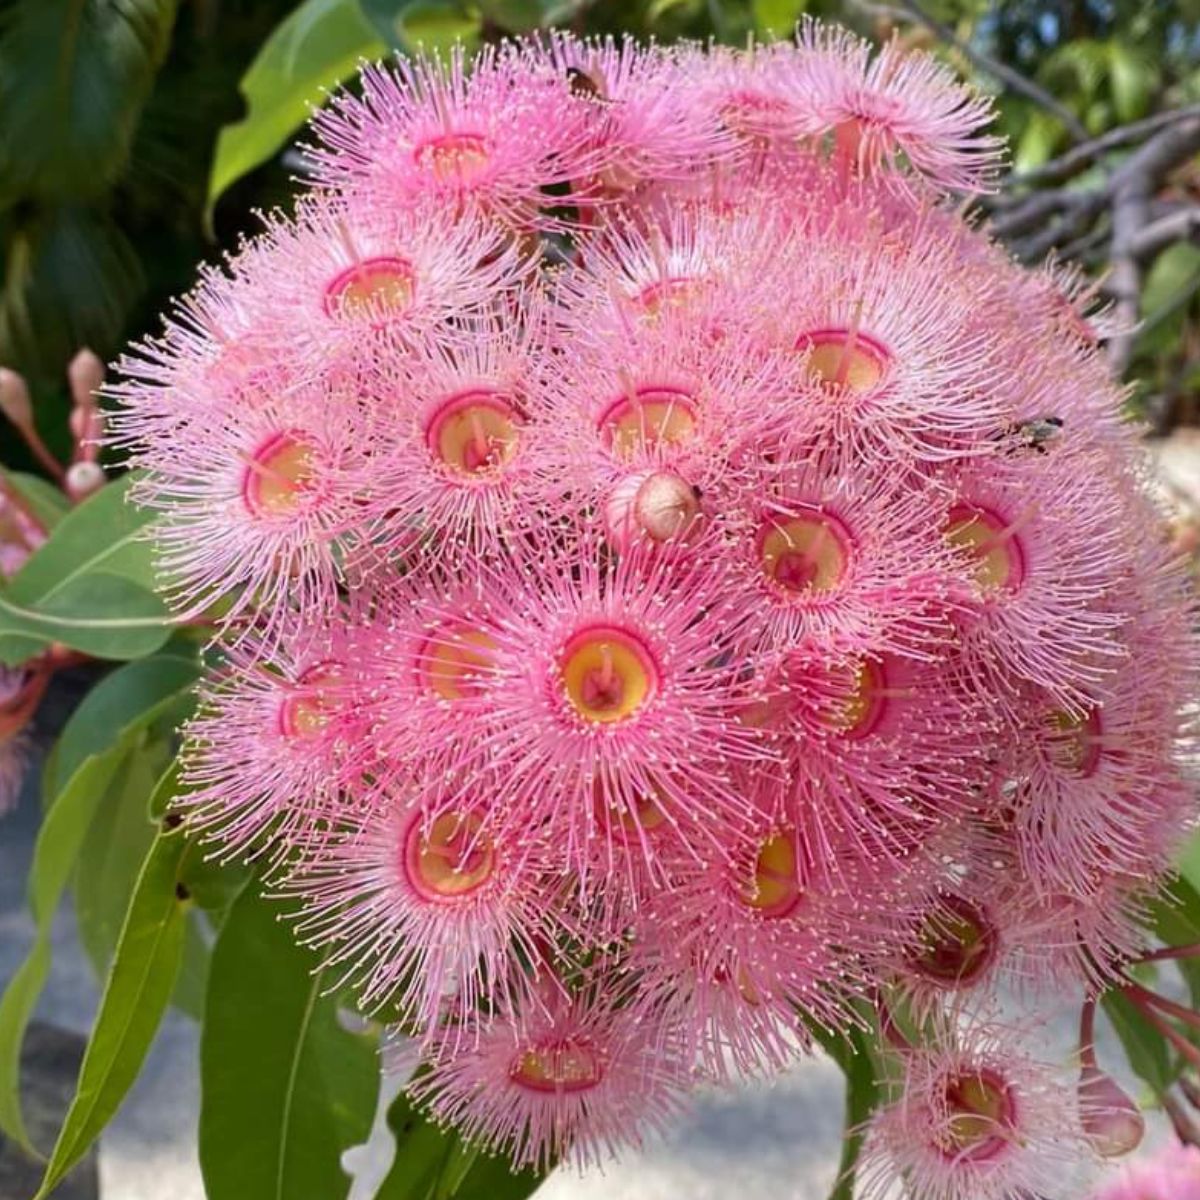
1 349 109 812
112 23 1197 1195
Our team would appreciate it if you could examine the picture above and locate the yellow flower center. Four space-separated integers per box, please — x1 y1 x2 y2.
758 513 849 596
799 328 888 393
426 390 520 478
738 831 802 919
944 504 1024 592
405 811 495 900
510 1039 604 1093
242 432 317 517
418 623 498 701
414 132 491 182
909 896 995 986
278 660 341 738
324 256 416 319
825 658 886 738
560 626 657 725
1046 705 1103 778
599 387 698 460
934 1069 1015 1161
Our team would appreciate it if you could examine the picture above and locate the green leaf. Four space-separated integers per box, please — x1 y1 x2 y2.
474 0 544 32
0 1 179 202
33 824 192 1199
47 648 199 799
1107 42 1152 123
5 471 158 604
205 0 385 225
808 1022 882 1200
1152 876 1200 1012
373 1091 544 1200
1013 108 1065 173
1102 988 1174 1097
753 0 807 36
0 571 173 664
360 0 480 55
75 741 170 975
0 745 131 1151
1141 243 1200 321
200 885 378 1200
0 468 68 530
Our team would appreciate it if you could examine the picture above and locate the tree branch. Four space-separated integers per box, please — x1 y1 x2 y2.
1106 117 1200 374
1008 104 1200 187
891 0 1090 142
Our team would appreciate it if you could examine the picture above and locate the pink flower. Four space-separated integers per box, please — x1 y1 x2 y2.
310 44 603 231
1090 1143 1200 1200
791 18 1004 193
411 977 690 1171
860 1023 1096 1200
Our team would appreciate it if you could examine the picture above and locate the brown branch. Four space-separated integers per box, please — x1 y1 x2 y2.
1132 207 1200 261
1008 104 1200 187
890 0 1090 142
1107 116 1200 374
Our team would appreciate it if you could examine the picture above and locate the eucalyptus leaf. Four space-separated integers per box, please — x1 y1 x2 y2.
5 472 159 604
75 742 171 975
47 648 199 799
33 823 192 1199
0 745 130 1151
0 468 69 531
205 0 385 225
200 885 378 1200
807 1022 882 1200
373 1091 544 1200
0 572 173 664
1102 988 1174 1097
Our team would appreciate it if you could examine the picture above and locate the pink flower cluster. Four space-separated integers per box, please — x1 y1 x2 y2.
112 23 1197 1196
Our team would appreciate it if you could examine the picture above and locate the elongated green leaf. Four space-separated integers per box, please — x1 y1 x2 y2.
200 886 378 1200
0 653 199 1149
1152 875 1200 1013
33 823 191 1199
0 468 69 530
375 1092 543 1200
75 742 170 974
48 649 199 799
0 746 130 1151
0 571 172 664
6 472 159 604
205 0 384 224
1102 988 1173 1097
809 1022 882 1200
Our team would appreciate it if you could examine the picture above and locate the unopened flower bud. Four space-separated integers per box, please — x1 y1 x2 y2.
604 470 701 551
65 460 106 502
67 348 105 408
1078 1066 1144 1158
0 368 33 429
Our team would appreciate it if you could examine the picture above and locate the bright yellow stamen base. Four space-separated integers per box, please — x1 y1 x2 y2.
601 388 698 460
326 257 415 319
427 392 519 478
420 625 498 701
510 1041 604 1093
738 831 802 918
407 812 494 899
561 627 656 725
243 434 315 517
944 504 1023 592
415 133 490 182
802 331 887 392
759 514 848 596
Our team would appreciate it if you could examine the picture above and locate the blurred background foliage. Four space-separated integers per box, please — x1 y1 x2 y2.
0 0 1198 464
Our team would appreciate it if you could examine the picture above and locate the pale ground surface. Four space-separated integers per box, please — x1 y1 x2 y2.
7 421 1200 1200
